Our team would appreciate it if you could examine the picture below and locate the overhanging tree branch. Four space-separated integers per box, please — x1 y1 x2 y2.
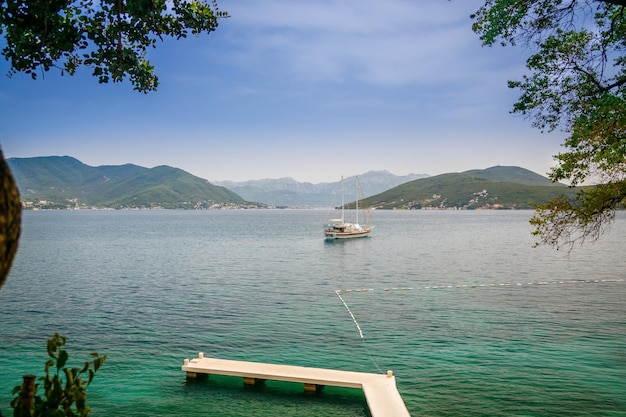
473 0 626 249
0 0 228 93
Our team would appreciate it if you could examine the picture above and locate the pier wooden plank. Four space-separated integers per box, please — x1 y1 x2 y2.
182 354 411 417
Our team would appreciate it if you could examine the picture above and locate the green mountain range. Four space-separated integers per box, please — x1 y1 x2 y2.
7 156 249 209
6 157 581 210
361 166 580 210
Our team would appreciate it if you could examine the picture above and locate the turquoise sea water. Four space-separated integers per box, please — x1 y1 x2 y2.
0 209 625 416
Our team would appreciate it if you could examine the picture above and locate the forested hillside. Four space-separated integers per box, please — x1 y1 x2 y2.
8 156 250 209
361 167 579 210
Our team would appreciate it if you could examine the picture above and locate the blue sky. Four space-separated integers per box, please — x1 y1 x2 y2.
0 0 564 183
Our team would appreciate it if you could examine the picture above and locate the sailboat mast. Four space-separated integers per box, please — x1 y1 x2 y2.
341 175 345 222
355 176 359 224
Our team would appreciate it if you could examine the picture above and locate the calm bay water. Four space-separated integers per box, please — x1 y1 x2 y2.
0 209 625 416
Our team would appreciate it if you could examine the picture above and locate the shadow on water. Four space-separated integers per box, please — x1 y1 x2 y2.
182 374 369 417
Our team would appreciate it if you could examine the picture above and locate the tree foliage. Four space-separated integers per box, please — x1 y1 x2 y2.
11 333 107 417
0 1 227 286
471 0 626 249
0 0 228 93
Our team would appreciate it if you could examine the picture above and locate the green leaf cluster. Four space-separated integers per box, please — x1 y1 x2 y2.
471 0 626 248
0 0 228 93
11 333 107 417
530 181 626 250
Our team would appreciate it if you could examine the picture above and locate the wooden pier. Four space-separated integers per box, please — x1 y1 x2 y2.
182 353 411 417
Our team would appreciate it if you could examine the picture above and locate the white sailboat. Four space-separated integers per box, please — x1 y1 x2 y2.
324 176 374 239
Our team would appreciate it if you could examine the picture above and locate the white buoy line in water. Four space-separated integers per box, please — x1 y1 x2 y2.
334 290 364 339
334 289 383 373
336 278 624 295
334 278 624 372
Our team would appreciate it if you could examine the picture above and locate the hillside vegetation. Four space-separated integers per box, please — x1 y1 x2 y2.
361 167 580 210
8 157 581 211
8 156 250 209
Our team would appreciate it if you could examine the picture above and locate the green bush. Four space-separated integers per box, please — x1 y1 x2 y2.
11 334 106 417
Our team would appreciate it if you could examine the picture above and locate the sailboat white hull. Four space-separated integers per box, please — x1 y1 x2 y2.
324 225 373 239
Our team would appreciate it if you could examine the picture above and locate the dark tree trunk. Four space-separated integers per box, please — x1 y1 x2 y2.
0 150 21 289
601 0 626 6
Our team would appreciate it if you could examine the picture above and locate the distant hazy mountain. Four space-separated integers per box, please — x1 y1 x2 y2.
7 157 575 210
363 166 578 210
214 170 429 207
8 156 249 209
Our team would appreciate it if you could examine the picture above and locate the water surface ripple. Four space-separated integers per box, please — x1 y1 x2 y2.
0 210 624 416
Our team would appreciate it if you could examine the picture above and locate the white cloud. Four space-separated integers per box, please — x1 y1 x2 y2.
218 0 491 86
